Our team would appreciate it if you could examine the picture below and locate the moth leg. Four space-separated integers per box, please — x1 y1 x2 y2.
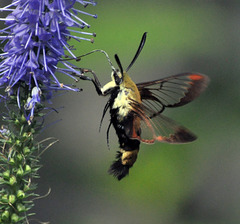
78 68 103 96
81 68 117 97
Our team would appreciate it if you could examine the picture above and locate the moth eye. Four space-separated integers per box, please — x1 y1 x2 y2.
113 71 122 85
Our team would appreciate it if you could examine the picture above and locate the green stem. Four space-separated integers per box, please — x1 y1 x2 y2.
0 100 44 223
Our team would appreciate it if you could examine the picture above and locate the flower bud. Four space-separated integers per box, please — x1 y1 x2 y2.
16 153 23 162
1 194 8 203
17 190 25 199
11 213 19 223
9 158 15 165
23 147 31 155
16 203 26 212
9 176 17 185
3 170 10 180
20 114 26 123
23 184 30 192
22 132 28 137
14 119 20 125
1 210 9 221
15 139 21 146
16 166 24 177
9 194 16 204
25 164 31 173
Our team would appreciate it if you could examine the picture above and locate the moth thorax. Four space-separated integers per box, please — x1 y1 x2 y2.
120 149 139 166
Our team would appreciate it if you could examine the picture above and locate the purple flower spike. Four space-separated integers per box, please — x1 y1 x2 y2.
0 0 97 123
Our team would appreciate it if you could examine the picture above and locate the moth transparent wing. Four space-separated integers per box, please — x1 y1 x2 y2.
127 101 196 144
137 73 209 118
141 112 197 144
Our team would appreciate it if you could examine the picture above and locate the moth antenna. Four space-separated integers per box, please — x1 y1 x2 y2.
126 32 147 72
114 54 124 75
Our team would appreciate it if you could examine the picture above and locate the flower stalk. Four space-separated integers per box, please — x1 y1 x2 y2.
0 105 42 223
0 0 97 222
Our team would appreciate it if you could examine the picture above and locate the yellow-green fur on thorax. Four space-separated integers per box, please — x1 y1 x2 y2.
112 72 141 120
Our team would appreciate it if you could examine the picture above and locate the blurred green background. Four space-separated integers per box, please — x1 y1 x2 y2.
2 0 240 223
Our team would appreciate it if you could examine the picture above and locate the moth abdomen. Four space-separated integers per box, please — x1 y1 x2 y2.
108 149 139 180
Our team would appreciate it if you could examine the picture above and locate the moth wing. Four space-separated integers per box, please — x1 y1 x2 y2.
126 102 197 144
137 73 209 118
